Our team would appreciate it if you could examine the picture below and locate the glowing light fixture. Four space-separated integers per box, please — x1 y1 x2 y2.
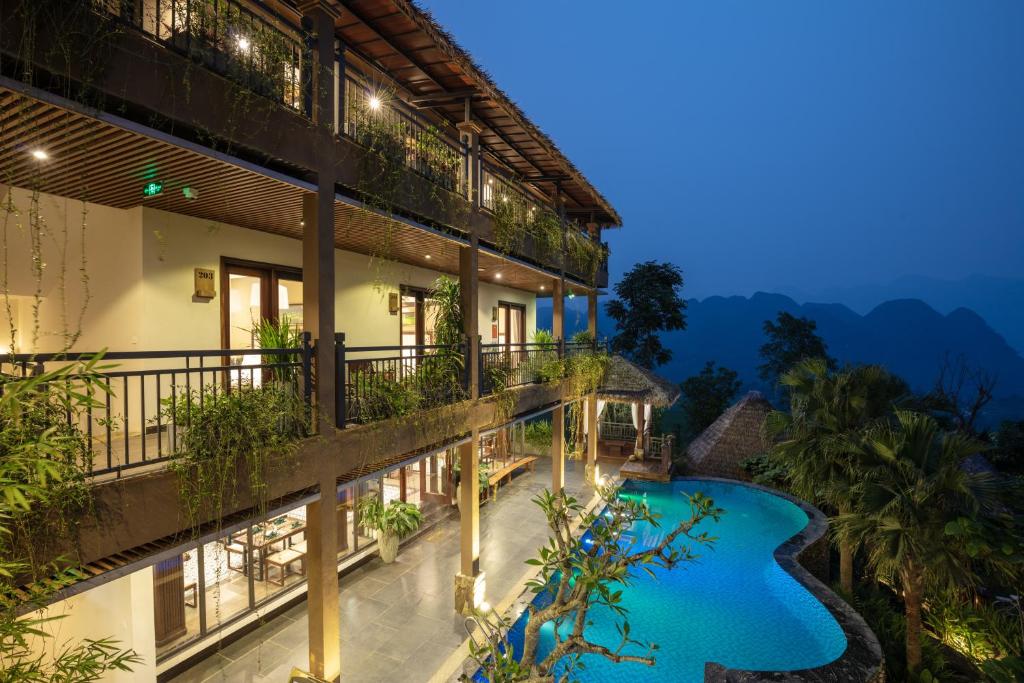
424 254 431 260
142 181 164 197
368 95 382 111
539 285 545 291
495 272 502 280
30 149 48 161
237 36 250 51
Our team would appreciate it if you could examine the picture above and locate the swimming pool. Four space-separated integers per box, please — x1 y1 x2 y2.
490 478 851 682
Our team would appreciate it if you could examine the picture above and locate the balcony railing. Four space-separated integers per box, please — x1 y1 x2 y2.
336 336 468 426
480 342 559 394
599 421 637 442
342 76 465 197
100 0 308 113
0 341 313 479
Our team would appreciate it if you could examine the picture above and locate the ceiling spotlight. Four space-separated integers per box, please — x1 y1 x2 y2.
31 149 48 160
300 220 305 226
425 254 432 260
495 273 502 280
539 285 546 291
368 95 382 111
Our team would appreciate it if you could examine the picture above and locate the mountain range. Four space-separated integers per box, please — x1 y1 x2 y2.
538 292 1024 427
790 274 1024 356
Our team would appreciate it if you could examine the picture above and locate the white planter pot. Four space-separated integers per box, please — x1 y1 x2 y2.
455 483 462 513
377 531 399 564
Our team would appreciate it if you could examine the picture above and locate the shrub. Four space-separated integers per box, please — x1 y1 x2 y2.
525 420 553 453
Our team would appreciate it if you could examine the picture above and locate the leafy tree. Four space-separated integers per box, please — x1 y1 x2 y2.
765 359 908 595
1 363 141 681
833 412 1021 674
758 311 832 385
990 420 1024 475
678 362 741 443
465 486 721 682
605 262 686 369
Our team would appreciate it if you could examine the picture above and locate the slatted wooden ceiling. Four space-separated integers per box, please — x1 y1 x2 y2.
323 0 621 226
0 87 580 294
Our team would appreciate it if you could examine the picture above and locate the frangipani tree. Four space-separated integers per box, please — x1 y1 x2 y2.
464 486 721 682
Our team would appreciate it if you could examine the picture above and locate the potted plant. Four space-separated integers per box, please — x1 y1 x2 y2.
453 460 491 511
357 497 423 563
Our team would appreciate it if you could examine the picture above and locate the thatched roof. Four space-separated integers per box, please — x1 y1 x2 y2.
597 356 680 408
686 391 773 480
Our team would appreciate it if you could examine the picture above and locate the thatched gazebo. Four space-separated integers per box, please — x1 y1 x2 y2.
686 391 772 480
593 355 681 461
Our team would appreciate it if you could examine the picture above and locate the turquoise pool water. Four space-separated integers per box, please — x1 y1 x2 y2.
496 479 847 682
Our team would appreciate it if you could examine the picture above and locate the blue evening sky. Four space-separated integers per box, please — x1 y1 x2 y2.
419 1 1024 299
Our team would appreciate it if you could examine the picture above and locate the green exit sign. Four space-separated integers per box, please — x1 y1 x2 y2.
143 181 164 197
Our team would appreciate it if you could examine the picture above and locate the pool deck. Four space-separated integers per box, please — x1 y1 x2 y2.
168 455 592 683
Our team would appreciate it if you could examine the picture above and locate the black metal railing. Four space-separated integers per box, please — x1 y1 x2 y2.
342 75 466 196
480 342 559 395
100 0 308 114
335 334 468 426
0 338 313 479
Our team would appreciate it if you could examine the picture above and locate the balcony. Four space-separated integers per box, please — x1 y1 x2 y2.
1 0 613 290
1 339 603 480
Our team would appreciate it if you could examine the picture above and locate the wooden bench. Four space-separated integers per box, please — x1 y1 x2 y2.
486 456 538 501
265 547 306 586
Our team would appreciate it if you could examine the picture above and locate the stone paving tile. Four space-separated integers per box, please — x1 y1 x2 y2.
171 456 591 683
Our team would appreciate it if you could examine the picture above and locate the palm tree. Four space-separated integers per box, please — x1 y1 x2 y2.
833 411 1009 673
765 358 906 594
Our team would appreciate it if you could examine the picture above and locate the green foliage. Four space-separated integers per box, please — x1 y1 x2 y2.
989 420 1024 475
531 329 555 345
605 261 686 369
678 361 741 443
524 420 553 452
570 330 595 346
849 585 949 681
356 498 423 540
251 315 302 384
739 452 788 487
169 382 308 526
0 362 141 680
758 311 833 385
428 276 464 348
925 591 1022 665
465 486 723 681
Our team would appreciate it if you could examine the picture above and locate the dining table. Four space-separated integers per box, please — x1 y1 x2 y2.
230 515 306 581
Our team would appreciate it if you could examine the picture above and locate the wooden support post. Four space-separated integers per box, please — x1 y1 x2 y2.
455 431 484 614
460 233 480 398
586 395 599 485
299 2 340 680
552 279 564 351
552 403 565 492
588 290 598 340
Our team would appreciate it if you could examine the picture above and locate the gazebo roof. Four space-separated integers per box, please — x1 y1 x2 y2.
597 355 681 408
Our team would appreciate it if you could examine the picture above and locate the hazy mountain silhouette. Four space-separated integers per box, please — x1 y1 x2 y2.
792 274 1024 355
538 293 1024 425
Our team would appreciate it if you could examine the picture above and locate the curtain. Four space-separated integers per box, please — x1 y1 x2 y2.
643 404 652 434
630 402 640 429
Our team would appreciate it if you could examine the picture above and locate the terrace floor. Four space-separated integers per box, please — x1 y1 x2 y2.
169 455 591 683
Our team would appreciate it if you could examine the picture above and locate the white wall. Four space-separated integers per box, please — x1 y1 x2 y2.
1 190 536 354
20 568 157 682
0 185 143 354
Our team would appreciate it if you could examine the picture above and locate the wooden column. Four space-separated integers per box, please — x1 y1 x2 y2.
552 279 564 348
586 396 599 485
460 232 480 398
586 284 599 484
299 2 340 680
552 403 565 492
457 118 482 208
455 431 484 614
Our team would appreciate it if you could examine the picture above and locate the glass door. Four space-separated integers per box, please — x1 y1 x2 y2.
400 287 438 375
496 302 526 349
223 260 302 386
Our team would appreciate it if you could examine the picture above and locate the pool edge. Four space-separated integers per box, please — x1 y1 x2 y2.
684 477 886 683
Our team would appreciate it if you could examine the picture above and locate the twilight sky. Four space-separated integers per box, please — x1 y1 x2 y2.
419 1 1024 300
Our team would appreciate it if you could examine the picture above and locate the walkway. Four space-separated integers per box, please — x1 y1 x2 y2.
170 456 590 683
